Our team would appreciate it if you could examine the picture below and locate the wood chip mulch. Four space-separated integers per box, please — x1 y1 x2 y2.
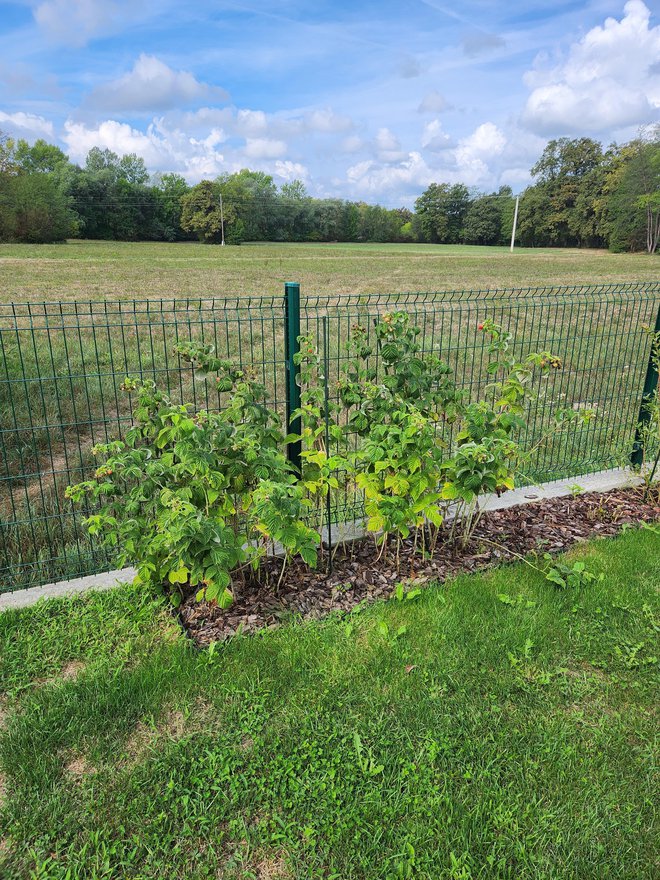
178 486 660 647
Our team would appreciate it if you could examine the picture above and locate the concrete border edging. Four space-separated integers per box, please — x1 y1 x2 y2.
0 467 649 613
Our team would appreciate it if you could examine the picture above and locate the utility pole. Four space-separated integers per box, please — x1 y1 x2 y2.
219 192 225 246
510 195 519 252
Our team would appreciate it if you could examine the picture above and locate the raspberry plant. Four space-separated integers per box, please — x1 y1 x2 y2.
66 311 596 597
66 343 318 605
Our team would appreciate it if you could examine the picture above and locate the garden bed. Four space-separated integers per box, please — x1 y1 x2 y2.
179 485 660 645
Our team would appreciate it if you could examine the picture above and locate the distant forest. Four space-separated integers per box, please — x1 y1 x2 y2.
0 127 658 253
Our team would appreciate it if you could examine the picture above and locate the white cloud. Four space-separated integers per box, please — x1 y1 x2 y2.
32 0 151 47
421 119 452 151
62 118 173 166
340 135 365 153
273 160 309 181
234 109 269 138
88 55 229 113
189 128 227 150
304 108 353 133
454 123 506 184
374 127 407 162
346 152 434 194
523 0 660 134
0 110 54 138
457 122 506 157
418 90 449 114
244 137 287 159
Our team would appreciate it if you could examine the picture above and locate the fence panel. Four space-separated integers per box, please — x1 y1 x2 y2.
300 284 660 510
0 297 285 592
1 282 658 594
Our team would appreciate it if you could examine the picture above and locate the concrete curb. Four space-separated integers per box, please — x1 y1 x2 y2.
0 467 649 613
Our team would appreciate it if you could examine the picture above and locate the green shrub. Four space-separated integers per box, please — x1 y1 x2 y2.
66 347 318 605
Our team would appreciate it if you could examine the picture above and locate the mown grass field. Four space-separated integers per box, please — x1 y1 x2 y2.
0 240 658 301
1 528 659 879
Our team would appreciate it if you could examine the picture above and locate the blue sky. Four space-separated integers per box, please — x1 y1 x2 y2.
0 0 658 204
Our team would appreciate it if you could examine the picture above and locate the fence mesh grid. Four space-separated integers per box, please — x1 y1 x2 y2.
1 282 658 593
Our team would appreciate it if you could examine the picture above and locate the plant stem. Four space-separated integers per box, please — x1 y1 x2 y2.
475 536 544 574
277 555 288 591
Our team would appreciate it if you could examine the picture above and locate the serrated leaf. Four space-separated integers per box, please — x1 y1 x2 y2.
218 587 234 609
168 565 189 585
367 514 385 532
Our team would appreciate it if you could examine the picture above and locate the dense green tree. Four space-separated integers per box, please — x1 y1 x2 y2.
180 180 224 243
528 137 605 247
118 153 149 186
606 132 660 253
0 129 655 251
414 183 470 243
569 164 608 248
463 193 503 245
280 179 307 201
1 173 75 242
153 173 191 241
217 169 278 241
275 180 313 241
530 137 603 182
85 147 121 176
13 138 68 174
0 129 17 175
516 185 553 248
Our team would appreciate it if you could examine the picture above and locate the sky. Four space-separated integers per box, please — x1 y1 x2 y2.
0 0 658 205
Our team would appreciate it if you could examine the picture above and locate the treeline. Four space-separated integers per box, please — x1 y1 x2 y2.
0 128 657 252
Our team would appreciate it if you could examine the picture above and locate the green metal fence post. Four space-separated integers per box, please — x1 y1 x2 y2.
284 281 302 472
630 303 660 468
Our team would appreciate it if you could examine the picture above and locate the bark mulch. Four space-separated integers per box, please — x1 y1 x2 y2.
179 486 660 647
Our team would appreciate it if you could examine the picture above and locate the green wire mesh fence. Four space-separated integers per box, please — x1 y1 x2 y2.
1 282 659 593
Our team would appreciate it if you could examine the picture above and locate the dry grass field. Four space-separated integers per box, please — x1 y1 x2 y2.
0 240 657 301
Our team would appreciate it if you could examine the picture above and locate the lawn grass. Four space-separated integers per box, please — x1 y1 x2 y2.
0 240 658 302
1 527 658 879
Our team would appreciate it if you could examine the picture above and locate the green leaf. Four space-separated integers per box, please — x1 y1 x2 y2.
218 587 234 609
168 565 189 585
299 545 318 567
367 514 385 533
545 569 567 588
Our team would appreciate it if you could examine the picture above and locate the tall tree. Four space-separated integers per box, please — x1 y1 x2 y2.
117 153 149 186
180 180 225 243
0 129 17 175
2 173 75 242
85 147 121 176
606 130 660 253
463 193 504 245
414 183 470 243
13 139 68 174
153 172 191 241
528 137 604 247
